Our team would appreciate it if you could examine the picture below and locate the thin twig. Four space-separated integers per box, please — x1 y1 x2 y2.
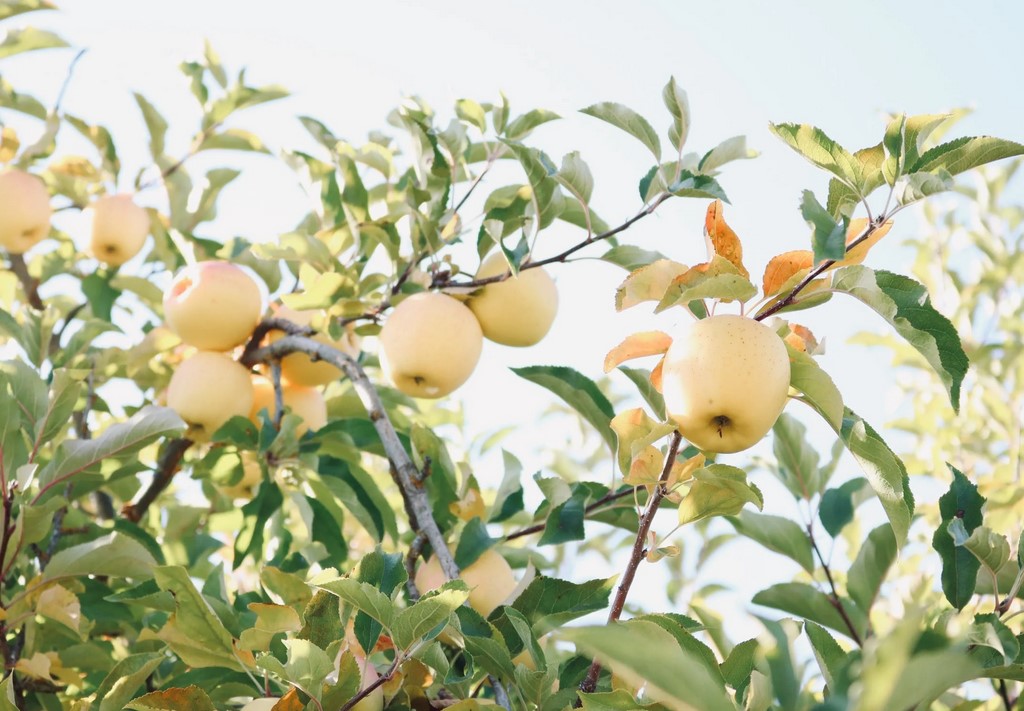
242 334 460 580
998 679 1013 711
54 49 87 115
122 438 194 523
338 655 403 711
404 532 428 602
504 486 636 541
577 431 683 700
808 525 863 646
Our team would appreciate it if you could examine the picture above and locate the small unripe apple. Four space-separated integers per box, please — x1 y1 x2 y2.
269 304 359 386
86 194 150 266
415 548 516 617
241 698 280 711
166 351 254 440
468 253 558 347
163 261 263 351
250 375 327 434
379 292 482 398
0 169 51 254
217 451 262 499
661 314 790 454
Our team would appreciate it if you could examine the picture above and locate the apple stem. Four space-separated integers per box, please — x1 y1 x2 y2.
577 431 684 702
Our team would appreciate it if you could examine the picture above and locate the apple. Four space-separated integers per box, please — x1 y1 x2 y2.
378 292 482 398
166 351 254 440
351 653 384 711
241 698 280 711
415 548 516 617
467 253 558 346
0 169 51 254
661 314 790 454
217 451 262 499
86 194 150 266
249 375 327 434
269 304 359 386
163 261 263 351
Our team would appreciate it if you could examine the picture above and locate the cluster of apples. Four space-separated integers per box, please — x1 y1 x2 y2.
380 253 558 398
162 261 356 439
0 168 151 264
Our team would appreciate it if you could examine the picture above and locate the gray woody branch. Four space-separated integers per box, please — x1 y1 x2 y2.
241 329 460 581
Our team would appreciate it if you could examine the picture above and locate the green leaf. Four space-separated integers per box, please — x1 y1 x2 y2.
832 267 968 410
959 524 1011 579
804 621 846 689
581 102 661 159
727 510 814 573
848 524 897 612
393 587 469 649
153 566 249 671
835 408 914 547
512 576 615 635
800 190 847 263
95 652 165 711
44 532 156 582
770 123 862 191
454 517 496 568
895 168 954 205
538 484 589 546
133 93 169 160
932 465 985 610
759 617 800 710
662 77 691 152
281 639 333 701
559 199 610 234
500 141 562 233
617 366 666 420
198 128 269 153
819 478 868 537
0 26 67 59
719 638 758 690
556 150 594 203
752 583 865 641
511 366 615 452
699 135 758 174
599 245 667 271
489 450 525 523
505 108 561 140
561 620 733 711
771 413 822 499
912 136 1024 175
455 98 487 132
316 576 396 632
0 0 57 21
124 687 216 711
580 690 658 711
81 272 122 322
677 464 764 525
238 603 302 652
787 346 844 429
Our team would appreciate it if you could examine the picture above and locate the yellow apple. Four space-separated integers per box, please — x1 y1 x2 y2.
378 292 482 398
241 698 280 711
467 253 558 347
415 548 516 617
269 304 360 386
166 351 254 440
217 451 262 499
163 261 263 351
249 375 327 434
0 168 51 254
661 314 790 454
86 194 150 266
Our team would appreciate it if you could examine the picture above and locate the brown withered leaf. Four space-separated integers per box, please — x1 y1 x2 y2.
650 357 665 393
615 259 689 311
833 217 893 267
762 250 813 296
704 199 749 278
603 331 673 373
783 323 819 354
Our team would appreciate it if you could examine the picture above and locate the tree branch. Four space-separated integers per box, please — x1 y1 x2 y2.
8 254 43 310
577 431 683 700
241 334 460 580
504 486 636 541
122 438 194 523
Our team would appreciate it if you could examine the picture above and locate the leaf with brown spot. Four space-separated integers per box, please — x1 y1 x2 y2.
615 259 688 311
783 323 819 354
603 331 673 373
832 217 893 267
704 199 749 278
123 686 216 711
762 250 813 296
656 255 756 312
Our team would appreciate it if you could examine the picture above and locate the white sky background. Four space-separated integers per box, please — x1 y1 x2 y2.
4 0 1024 630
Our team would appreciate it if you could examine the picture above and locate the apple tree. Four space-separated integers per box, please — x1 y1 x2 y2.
2 3 1024 710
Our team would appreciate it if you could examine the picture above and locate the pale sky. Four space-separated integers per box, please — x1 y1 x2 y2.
3 0 1022 623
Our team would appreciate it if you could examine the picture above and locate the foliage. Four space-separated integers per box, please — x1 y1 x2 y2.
0 4 1023 711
